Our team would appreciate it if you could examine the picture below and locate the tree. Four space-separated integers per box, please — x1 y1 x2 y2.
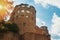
0 21 19 33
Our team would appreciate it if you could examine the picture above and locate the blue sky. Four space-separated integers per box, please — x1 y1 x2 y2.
14 0 60 40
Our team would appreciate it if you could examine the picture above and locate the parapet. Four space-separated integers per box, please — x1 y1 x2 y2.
14 3 36 13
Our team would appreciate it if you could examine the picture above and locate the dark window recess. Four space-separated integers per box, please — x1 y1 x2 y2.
16 16 18 18
20 35 24 40
21 15 24 16
23 23 26 26
16 16 18 19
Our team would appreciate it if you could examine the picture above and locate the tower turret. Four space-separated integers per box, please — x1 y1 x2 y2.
10 4 36 34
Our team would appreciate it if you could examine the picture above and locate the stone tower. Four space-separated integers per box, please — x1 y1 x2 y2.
10 4 36 34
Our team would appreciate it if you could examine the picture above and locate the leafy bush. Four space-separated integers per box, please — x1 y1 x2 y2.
0 21 19 33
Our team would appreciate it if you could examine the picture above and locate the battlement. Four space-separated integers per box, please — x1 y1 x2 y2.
14 3 36 14
40 26 47 30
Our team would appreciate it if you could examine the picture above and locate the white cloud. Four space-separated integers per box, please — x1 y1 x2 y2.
34 0 60 8
36 18 46 27
51 38 60 40
50 13 60 40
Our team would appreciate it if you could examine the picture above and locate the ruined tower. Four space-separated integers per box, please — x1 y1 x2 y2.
10 4 51 40
10 4 36 34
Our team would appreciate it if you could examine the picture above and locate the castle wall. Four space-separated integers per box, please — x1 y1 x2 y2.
35 34 50 40
0 32 19 40
19 32 50 40
22 32 35 40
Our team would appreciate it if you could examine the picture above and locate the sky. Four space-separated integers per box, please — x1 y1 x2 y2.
13 0 60 40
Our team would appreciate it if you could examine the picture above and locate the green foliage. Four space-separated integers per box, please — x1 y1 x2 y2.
0 21 19 33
